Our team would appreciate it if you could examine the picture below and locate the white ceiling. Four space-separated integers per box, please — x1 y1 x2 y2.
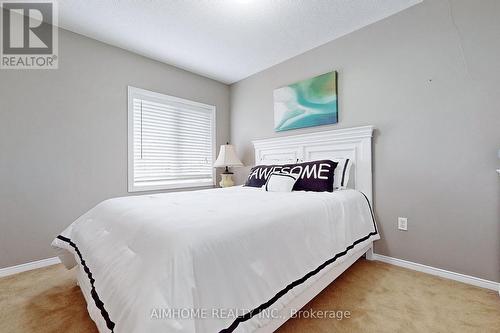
59 0 421 84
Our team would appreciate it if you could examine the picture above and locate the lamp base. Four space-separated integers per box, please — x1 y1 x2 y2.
219 173 235 188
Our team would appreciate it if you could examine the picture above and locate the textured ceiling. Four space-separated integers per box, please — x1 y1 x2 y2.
59 0 422 84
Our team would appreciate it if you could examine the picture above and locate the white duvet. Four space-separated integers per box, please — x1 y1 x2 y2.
52 186 379 333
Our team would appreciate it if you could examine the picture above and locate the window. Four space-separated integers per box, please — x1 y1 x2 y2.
128 86 216 192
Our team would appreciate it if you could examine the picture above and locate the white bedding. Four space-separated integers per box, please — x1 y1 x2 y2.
52 186 379 333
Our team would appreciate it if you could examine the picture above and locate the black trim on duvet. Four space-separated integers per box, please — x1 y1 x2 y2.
56 235 116 332
219 191 377 333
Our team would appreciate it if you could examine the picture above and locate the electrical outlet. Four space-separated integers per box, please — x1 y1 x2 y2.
398 217 408 231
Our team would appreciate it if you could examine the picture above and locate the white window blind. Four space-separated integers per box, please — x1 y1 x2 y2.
128 87 215 192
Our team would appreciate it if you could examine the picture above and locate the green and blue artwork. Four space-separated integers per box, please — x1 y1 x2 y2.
273 71 338 132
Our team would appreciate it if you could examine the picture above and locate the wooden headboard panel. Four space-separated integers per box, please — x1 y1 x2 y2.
252 126 374 203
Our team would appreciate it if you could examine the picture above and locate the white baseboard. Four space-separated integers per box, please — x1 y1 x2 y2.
372 253 499 292
1 253 498 295
0 257 61 278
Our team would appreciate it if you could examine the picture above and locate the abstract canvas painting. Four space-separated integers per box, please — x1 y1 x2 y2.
273 71 338 132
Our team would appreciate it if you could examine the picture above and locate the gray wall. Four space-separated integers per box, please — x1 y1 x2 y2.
230 0 500 281
0 29 230 269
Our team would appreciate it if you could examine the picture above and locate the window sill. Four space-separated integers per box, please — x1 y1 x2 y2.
128 179 214 192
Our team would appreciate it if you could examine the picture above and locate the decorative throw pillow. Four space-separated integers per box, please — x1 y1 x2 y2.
332 158 352 189
245 164 286 188
264 173 298 192
287 160 337 192
245 160 337 192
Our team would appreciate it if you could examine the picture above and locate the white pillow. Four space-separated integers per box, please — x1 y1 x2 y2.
264 173 298 192
333 158 352 189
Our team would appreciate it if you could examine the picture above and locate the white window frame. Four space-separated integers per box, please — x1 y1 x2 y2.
127 86 216 192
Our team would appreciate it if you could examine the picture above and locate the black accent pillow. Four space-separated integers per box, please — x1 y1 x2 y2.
244 160 337 192
245 165 284 188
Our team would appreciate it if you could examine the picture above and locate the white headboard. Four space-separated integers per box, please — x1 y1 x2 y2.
252 126 374 203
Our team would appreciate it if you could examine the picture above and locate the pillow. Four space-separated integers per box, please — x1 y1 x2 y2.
333 158 352 189
288 160 337 192
264 173 298 192
245 160 337 192
245 164 286 188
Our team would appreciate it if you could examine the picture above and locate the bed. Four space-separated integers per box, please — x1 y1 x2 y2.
52 125 379 333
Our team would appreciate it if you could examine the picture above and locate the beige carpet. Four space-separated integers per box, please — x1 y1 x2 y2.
0 259 499 333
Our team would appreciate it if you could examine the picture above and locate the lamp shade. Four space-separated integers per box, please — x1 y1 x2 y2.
213 144 243 168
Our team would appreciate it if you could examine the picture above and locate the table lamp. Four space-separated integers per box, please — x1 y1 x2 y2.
213 143 243 187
